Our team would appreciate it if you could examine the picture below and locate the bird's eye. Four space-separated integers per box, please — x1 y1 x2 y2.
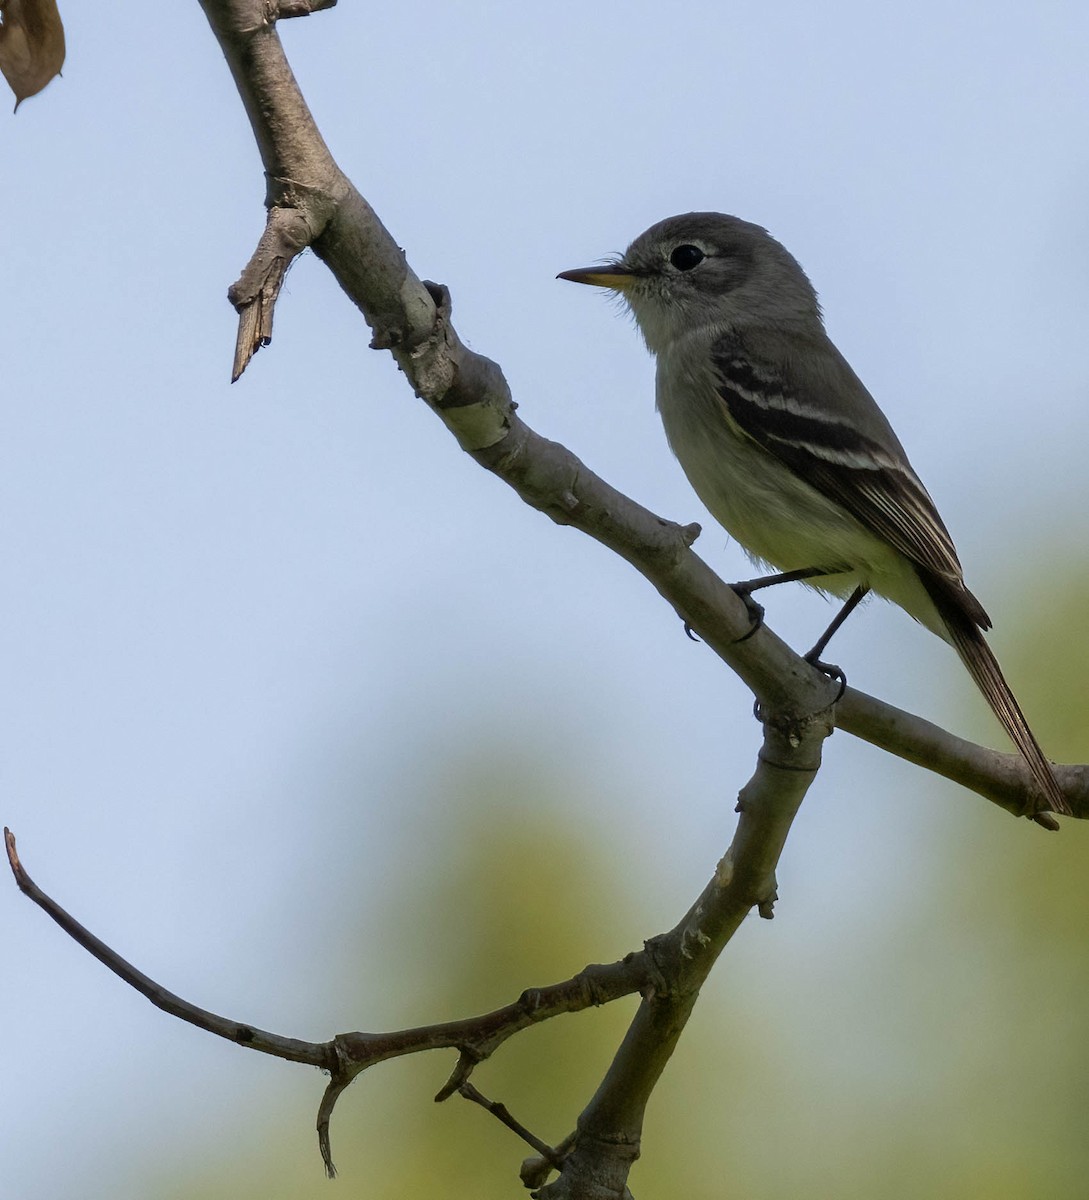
669 244 705 271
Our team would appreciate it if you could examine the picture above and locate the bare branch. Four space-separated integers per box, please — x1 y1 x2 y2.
228 204 314 380
837 688 1084 828
273 0 335 18
4 825 658 1176
4 827 332 1067
5 695 829 1197
316 959 651 1174
532 704 831 1197
202 0 347 378
458 1082 565 1169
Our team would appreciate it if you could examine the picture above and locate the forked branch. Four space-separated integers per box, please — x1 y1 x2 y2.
5 693 828 1192
3 826 645 1174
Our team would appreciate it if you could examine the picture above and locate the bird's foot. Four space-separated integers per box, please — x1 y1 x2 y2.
804 652 848 701
728 584 765 644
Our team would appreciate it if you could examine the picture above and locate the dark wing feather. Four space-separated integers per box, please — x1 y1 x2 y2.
711 334 990 628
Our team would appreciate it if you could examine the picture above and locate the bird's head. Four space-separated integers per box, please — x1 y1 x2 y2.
559 212 821 353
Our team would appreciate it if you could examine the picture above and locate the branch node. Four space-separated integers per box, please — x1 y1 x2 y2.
521 1154 555 1192
757 884 779 920
714 850 734 888
385 278 513 451
679 923 712 960
271 0 337 19
753 697 835 753
518 986 544 1012
576 962 626 1007
638 938 671 998
422 278 448 311
228 205 315 381
434 1045 484 1102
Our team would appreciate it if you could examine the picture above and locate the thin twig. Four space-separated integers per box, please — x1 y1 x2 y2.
458 1082 565 1168
4 824 654 1176
4 828 331 1066
274 0 337 18
228 205 319 381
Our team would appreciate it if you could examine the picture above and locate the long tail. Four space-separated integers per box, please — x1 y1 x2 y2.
921 576 1069 817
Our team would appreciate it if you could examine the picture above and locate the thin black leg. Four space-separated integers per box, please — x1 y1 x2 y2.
803 585 870 698
730 564 850 644
732 564 850 596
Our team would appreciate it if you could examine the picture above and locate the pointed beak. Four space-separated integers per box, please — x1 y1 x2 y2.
556 264 637 291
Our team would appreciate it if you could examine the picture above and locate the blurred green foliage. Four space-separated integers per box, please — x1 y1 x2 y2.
134 570 1089 1200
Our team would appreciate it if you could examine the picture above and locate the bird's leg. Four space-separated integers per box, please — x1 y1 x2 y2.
802 585 869 698
727 564 850 644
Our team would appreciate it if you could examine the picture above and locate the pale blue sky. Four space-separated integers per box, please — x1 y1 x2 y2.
3 4 1088 1197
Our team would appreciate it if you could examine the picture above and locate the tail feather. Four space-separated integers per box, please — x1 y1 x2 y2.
921 576 1069 817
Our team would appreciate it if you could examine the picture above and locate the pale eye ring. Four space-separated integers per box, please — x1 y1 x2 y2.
669 244 705 271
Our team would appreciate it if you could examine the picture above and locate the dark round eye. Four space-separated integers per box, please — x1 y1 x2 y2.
669 244 705 271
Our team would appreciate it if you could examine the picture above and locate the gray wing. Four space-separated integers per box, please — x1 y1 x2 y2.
710 331 1071 813
710 329 990 629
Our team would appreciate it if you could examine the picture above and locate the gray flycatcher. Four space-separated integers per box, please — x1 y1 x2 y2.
559 212 1067 819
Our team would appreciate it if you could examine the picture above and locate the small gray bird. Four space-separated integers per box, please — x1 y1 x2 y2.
559 212 1068 818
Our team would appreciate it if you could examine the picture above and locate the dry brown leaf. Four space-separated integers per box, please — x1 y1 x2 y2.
0 0 65 111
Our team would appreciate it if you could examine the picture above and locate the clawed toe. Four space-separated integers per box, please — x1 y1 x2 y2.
805 655 848 701
730 587 765 644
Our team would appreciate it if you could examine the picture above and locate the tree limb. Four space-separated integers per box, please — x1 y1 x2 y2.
529 706 830 1197
5 676 829 1194
5 725 819 1192
4 825 650 1177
